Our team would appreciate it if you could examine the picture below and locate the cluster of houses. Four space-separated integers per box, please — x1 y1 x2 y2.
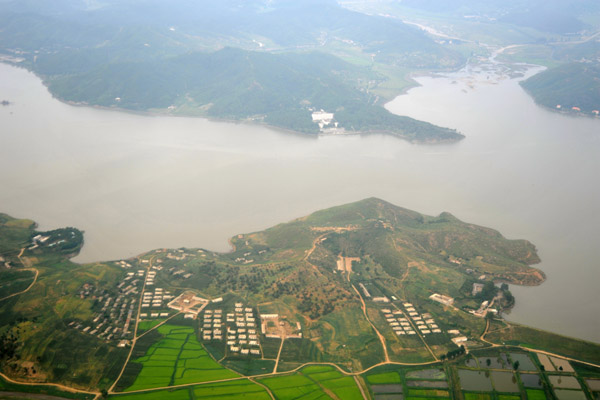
29 231 77 251
166 249 192 261
115 260 133 269
201 302 261 356
70 275 142 342
359 282 394 303
233 246 268 265
381 302 443 337
234 251 255 264
139 287 174 319
170 267 192 280
402 303 442 335
145 270 157 286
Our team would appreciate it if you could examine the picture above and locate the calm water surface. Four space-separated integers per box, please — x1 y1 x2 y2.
0 61 598 342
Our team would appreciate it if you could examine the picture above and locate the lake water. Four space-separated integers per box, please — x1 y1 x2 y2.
0 61 599 342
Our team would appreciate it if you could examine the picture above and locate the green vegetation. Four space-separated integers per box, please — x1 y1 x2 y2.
0 198 599 396
521 63 600 114
124 324 237 391
366 371 402 384
0 269 35 299
258 373 330 400
301 365 363 400
113 379 271 400
0 214 35 255
0 374 94 399
526 389 548 400
0 0 467 143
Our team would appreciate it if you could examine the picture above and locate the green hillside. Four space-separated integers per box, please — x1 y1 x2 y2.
43 48 462 141
0 0 465 142
521 63 600 114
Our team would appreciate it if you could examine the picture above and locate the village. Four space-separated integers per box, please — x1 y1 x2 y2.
68 263 146 346
380 302 443 337
200 302 263 356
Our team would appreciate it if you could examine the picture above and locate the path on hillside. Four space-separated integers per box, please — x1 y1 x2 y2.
273 338 286 373
352 284 389 363
0 371 98 396
0 248 39 302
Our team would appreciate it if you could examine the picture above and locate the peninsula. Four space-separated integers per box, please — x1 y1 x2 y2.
1 199 599 400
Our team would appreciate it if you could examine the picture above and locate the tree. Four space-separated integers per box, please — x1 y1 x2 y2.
486 358 491 367
100 388 109 398
513 360 520 371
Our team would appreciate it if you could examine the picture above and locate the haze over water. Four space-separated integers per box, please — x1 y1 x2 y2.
0 61 599 342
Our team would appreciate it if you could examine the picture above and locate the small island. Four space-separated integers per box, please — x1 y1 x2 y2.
1 199 599 399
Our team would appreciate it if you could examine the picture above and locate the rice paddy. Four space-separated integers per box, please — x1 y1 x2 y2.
256 365 363 400
490 371 519 392
520 373 543 388
553 389 587 400
113 379 271 400
125 324 238 391
549 375 581 389
257 373 326 400
301 365 363 400
525 389 548 400
508 353 536 371
458 369 493 391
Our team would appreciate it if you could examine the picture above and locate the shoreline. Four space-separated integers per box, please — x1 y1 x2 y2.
1 60 464 145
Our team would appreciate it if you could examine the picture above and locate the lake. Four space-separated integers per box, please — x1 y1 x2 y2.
0 60 599 342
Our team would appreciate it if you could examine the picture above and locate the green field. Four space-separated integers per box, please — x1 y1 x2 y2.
136 320 164 335
125 324 238 391
525 389 548 400
366 371 402 384
463 393 492 400
258 373 330 400
301 365 363 400
114 379 271 399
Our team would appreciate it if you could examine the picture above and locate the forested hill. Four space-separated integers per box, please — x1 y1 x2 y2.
0 0 465 142
41 48 461 141
521 63 600 114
